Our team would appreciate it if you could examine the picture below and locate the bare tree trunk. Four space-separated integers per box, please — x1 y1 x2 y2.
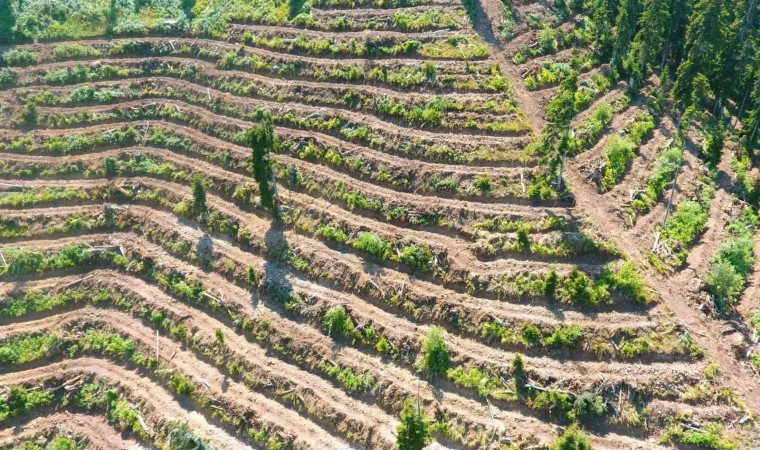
271 169 282 218
735 84 751 127
663 118 688 228
660 27 673 72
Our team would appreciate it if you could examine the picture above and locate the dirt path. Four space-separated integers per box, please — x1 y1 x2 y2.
470 0 548 131
0 411 152 450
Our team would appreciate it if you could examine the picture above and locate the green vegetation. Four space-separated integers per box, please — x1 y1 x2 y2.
245 119 277 214
191 175 208 217
322 306 355 338
416 326 449 378
396 400 431 450
551 424 593 450
167 422 212 450
707 206 758 309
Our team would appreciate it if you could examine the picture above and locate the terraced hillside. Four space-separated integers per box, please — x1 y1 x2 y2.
0 0 759 449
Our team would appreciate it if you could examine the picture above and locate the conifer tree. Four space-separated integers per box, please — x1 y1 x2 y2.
245 119 278 215
396 400 431 450
672 0 727 107
191 175 207 216
611 0 641 72
626 0 670 83
591 0 614 60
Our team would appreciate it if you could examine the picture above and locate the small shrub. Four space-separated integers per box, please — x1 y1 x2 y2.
551 424 593 450
573 391 607 421
322 306 355 338
352 231 391 259
544 325 582 349
416 326 448 378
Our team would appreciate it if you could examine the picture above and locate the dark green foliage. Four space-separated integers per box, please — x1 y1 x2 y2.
590 0 614 60
416 326 448 378
672 0 727 107
104 157 118 178
396 400 431 450
626 0 670 82
289 0 309 18
167 421 212 450
191 175 207 216
611 0 641 71
19 101 37 126
512 353 526 393
245 119 277 213
703 121 724 167
573 391 607 420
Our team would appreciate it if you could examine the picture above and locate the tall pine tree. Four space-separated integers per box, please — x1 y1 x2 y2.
591 0 615 60
625 0 670 83
245 119 278 215
611 0 641 73
672 0 727 108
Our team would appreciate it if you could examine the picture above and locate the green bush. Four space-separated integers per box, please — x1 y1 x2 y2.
706 260 744 308
395 244 433 271
416 326 448 378
601 134 636 191
0 333 62 364
318 225 349 244
556 268 609 306
604 261 651 303
544 325 582 349
573 391 607 421
322 306 355 338
352 231 391 259
661 200 708 245
551 424 593 450
167 421 212 450
532 389 575 422
1 49 38 67
169 373 195 396
0 68 17 88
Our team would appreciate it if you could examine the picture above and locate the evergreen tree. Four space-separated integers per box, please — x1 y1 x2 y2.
512 353 527 394
104 157 118 179
611 0 641 73
744 73 760 154
672 0 727 107
245 119 277 214
416 326 449 378
626 0 670 83
591 0 614 60
661 0 693 73
545 72 578 190
396 400 431 450
191 175 207 216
